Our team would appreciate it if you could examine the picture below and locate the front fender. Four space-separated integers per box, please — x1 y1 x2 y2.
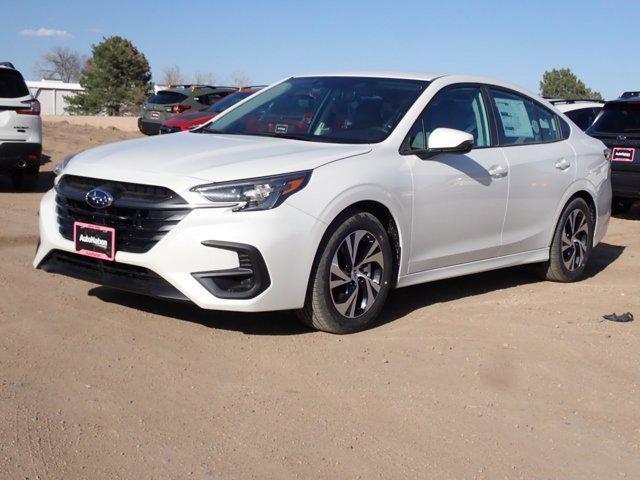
287 154 413 278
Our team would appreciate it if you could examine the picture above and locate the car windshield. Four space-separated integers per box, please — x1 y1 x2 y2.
208 91 253 114
202 76 429 144
587 102 640 136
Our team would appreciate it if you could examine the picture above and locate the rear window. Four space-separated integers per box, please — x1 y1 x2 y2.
0 69 29 98
146 91 188 105
587 102 640 136
565 107 600 131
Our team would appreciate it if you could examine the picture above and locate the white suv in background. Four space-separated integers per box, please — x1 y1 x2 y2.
0 62 42 189
35 73 611 333
549 99 604 131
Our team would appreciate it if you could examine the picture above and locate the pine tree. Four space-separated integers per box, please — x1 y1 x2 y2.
67 36 152 115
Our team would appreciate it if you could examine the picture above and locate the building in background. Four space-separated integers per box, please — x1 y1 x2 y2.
26 80 83 115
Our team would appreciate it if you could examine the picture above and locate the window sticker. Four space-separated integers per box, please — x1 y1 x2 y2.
495 98 534 138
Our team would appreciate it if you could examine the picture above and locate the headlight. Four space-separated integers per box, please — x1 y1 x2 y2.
53 153 76 176
191 171 312 211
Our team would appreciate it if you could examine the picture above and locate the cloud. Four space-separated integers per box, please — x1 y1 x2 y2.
19 28 74 39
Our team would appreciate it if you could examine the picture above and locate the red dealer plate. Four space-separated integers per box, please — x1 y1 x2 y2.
611 147 636 162
74 222 116 261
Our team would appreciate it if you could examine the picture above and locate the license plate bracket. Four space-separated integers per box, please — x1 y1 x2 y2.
611 147 635 162
73 222 116 261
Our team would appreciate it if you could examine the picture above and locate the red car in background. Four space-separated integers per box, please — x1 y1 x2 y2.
159 88 262 134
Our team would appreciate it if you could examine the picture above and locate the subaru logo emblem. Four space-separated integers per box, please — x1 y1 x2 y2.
86 188 114 209
618 135 627 141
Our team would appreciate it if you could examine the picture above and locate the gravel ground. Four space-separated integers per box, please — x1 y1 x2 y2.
0 122 639 479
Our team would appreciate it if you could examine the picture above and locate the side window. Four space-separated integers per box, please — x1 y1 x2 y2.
407 86 491 150
558 116 571 138
535 105 560 141
490 89 541 145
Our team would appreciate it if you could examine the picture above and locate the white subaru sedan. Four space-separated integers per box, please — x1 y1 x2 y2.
35 73 611 333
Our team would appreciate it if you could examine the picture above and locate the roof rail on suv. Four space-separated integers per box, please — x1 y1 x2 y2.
0 62 16 69
548 98 604 105
166 84 236 90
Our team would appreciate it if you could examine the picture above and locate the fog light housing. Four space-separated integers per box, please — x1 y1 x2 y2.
192 241 270 299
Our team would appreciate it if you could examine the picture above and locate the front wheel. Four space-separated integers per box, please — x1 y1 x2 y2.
540 197 594 282
297 211 393 334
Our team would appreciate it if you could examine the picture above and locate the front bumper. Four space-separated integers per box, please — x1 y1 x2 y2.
138 119 162 136
34 189 326 312
0 142 41 171
612 170 640 199
158 124 182 135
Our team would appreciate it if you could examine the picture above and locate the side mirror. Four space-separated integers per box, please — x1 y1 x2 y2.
407 128 474 159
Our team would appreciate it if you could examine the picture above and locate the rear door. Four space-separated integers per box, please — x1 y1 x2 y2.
489 88 576 256
0 68 33 141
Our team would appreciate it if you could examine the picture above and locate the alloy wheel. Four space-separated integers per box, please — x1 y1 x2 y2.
562 209 589 271
329 230 385 318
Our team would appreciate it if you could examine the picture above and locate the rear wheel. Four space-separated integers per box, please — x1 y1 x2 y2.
297 211 393 334
11 164 39 191
540 197 594 282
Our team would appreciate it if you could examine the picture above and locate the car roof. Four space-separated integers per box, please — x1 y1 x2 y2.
162 85 237 94
604 96 640 106
294 71 441 81
0 61 16 69
551 101 605 113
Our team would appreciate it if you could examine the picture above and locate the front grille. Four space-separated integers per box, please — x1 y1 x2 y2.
39 250 188 301
55 175 191 254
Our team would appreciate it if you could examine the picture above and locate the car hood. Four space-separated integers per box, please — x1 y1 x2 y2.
65 132 372 186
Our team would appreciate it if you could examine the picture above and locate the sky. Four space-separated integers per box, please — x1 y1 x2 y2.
1 0 637 99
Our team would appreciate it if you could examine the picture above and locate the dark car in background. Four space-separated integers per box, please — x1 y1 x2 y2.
586 97 640 213
138 85 237 135
159 87 263 134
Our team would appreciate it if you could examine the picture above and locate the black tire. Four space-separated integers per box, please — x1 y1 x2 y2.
612 197 634 215
297 211 393 334
11 165 39 191
540 197 594 282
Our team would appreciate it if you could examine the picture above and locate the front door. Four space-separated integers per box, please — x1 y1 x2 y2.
405 85 509 273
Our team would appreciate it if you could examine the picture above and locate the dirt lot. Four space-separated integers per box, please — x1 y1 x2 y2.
1 122 639 479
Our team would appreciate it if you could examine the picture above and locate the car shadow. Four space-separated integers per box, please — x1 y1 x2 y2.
88 287 313 336
88 242 626 335
0 155 55 193
613 201 640 221
373 241 625 329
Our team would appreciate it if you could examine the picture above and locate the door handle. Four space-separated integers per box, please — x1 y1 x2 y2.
555 158 571 171
488 164 508 178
